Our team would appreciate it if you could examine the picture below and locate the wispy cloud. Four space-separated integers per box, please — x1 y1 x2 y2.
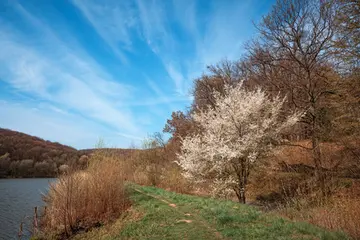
71 0 260 96
0 101 113 149
0 0 271 148
146 79 177 110
0 34 138 131
0 3 143 141
71 0 138 63
74 0 185 94
116 132 143 141
135 0 185 94
163 62 186 95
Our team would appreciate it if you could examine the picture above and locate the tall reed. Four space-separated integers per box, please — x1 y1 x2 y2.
41 151 130 237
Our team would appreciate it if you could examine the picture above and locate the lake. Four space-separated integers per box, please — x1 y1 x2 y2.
0 178 55 240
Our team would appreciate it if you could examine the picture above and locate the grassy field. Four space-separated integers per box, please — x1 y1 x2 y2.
73 184 348 240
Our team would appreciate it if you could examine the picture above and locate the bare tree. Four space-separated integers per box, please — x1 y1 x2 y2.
248 0 339 193
192 60 242 111
333 0 360 69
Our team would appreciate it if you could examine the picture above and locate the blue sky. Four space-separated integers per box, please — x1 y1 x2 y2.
0 0 274 149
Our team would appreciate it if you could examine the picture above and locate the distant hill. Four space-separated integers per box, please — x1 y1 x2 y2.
79 148 139 157
0 128 86 178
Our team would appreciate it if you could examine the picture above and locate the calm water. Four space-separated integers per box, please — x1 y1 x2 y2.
0 178 55 240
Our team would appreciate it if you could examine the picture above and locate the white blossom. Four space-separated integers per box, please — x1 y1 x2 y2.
176 82 302 201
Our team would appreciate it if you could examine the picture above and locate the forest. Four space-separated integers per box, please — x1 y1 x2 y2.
164 0 359 199
0 128 88 178
157 0 359 236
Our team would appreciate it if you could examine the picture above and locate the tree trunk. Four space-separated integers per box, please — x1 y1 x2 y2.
312 135 321 178
240 160 247 204
233 158 248 204
239 184 246 204
234 181 246 204
311 101 326 196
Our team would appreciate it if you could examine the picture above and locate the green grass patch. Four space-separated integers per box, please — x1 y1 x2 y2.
73 184 348 240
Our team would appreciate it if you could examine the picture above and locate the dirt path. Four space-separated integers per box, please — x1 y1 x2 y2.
133 187 224 239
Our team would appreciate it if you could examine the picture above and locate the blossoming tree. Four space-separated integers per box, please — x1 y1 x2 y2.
176 82 301 203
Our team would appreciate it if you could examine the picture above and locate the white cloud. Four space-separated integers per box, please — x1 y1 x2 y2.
164 62 185 95
146 79 176 110
135 0 186 94
135 0 173 50
0 33 140 133
134 0 255 96
199 1 252 64
72 0 189 100
71 0 138 63
116 132 143 141
0 4 144 141
0 0 266 148
0 101 116 149
71 0 249 98
171 0 259 90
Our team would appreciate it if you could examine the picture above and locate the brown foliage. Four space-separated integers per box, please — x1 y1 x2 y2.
128 133 192 194
247 141 360 238
307 196 360 239
0 128 82 177
41 152 131 238
333 0 360 68
159 0 359 237
279 182 360 239
164 112 195 141
192 60 242 111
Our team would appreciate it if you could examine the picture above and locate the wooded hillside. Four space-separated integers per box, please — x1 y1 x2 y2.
0 128 88 178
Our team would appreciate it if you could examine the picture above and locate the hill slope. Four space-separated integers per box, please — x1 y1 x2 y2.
0 128 83 178
73 185 348 240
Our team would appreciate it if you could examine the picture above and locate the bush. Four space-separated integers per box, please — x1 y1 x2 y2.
41 152 131 237
159 166 192 194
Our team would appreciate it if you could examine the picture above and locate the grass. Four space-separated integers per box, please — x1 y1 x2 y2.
74 184 348 240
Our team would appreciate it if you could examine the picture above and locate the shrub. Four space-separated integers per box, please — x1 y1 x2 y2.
58 164 69 174
159 165 192 194
41 152 130 237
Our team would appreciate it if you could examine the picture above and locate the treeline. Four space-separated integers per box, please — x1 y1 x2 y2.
0 128 89 178
163 0 359 203
159 1 359 235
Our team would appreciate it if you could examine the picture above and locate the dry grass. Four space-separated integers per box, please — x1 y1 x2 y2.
279 193 360 239
39 139 359 239
132 160 192 194
71 208 144 240
259 141 360 239
40 145 192 238
41 151 131 238
302 180 360 239
128 139 358 238
256 173 360 239
127 147 193 194
158 165 192 194
274 140 359 170
307 196 360 239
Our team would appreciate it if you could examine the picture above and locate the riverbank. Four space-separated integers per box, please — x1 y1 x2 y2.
57 184 347 240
